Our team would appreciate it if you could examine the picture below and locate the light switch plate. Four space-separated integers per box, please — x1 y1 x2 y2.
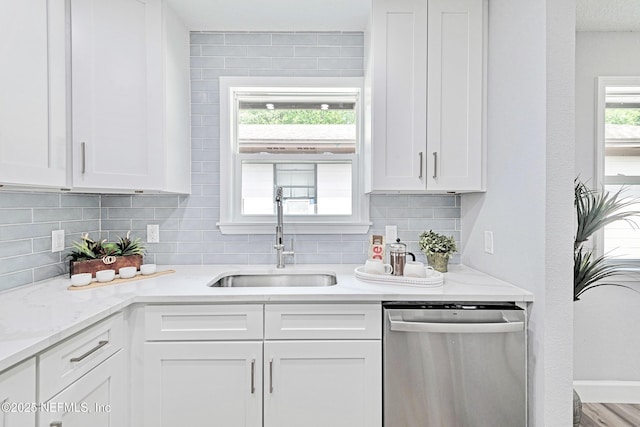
484 231 494 254
385 225 397 243
147 224 160 243
52 230 65 253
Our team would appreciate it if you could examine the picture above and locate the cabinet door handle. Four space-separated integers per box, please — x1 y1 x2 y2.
70 340 108 362
432 152 438 179
81 142 86 174
50 422 63 427
250 359 256 394
269 358 274 393
418 152 424 179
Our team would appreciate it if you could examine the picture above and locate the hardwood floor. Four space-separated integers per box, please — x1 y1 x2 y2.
580 403 640 426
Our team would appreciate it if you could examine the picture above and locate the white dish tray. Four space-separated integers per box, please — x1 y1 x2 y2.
354 266 444 287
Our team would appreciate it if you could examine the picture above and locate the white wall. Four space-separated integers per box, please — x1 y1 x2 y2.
574 31 640 401
461 0 575 425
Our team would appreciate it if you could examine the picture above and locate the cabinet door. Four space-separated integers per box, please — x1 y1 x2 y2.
0 0 66 188
370 0 428 192
71 0 163 191
0 359 36 427
144 342 262 427
39 351 126 427
264 341 381 427
426 0 485 191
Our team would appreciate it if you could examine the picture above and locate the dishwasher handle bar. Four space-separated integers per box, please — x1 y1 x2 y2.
389 317 524 334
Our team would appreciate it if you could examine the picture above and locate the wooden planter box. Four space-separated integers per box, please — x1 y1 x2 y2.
69 255 143 278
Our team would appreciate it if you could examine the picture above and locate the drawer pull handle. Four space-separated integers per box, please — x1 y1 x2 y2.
81 142 86 174
433 152 438 179
269 358 274 393
50 422 63 427
250 359 256 394
70 340 108 363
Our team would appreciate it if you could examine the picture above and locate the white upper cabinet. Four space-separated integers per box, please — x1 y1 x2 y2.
71 0 190 193
0 0 67 188
366 0 486 193
426 0 485 191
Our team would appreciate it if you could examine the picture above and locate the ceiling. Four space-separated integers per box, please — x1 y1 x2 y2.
167 0 640 33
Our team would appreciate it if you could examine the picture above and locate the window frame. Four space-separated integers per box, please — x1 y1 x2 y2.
595 76 640 263
217 76 370 235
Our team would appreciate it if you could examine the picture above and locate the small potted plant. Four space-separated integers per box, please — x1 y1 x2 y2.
67 231 146 277
418 229 457 272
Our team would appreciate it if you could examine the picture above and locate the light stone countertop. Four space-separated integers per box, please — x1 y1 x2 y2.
0 264 533 373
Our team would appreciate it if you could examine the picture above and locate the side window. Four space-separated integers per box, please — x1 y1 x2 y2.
598 77 640 259
218 77 369 234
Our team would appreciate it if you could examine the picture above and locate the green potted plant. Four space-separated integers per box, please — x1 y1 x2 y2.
67 231 146 277
572 178 640 426
418 230 457 272
574 179 640 300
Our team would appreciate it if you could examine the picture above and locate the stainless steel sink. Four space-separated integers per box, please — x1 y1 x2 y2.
207 272 337 288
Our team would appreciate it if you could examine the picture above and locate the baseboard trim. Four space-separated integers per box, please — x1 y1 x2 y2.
573 380 640 403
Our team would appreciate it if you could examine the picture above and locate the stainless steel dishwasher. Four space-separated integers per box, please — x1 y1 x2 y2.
383 302 526 427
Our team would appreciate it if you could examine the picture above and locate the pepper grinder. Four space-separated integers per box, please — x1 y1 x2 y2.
389 238 416 276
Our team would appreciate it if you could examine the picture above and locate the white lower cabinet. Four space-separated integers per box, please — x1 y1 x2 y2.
144 342 262 427
0 359 36 427
39 351 126 427
264 341 381 427
142 304 382 427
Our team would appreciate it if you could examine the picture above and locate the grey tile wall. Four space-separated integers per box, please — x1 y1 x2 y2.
0 192 100 291
0 31 461 292
104 31 461 267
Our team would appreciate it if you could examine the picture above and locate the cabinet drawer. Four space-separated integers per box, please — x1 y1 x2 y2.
265 304 381 340
145 304 263 341
39 312 124 402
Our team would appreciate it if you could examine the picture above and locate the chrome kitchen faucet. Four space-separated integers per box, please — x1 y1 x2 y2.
274 187 294 268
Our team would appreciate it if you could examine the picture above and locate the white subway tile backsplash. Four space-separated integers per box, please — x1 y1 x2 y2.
247 46 294 57
272 33 318 45
0 271 33 291
202 45 248 56
271 57 318 70
318 58 363 70
33 208 82 223
0 240 32 258
294 46 341 57
0 209 32 225
190 33 224 45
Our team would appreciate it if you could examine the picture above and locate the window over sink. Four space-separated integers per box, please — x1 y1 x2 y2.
218 77 370 234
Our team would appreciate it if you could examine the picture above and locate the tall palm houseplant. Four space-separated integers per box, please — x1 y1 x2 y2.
574 178 640 301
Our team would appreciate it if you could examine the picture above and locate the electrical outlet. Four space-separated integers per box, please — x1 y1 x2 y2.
52 230 65 253
484 231 494 254
147 224 160 243
385 225 397 243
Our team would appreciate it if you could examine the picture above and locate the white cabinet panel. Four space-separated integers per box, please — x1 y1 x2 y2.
265 304 381 340
145 304 264 341
370 0 427 192
71 0 163 191
0 359 36 427
426 0 485 191
144 342 262 427
39 313 124 402
39 351 126 427
0 0 66 188
264 341 381 427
